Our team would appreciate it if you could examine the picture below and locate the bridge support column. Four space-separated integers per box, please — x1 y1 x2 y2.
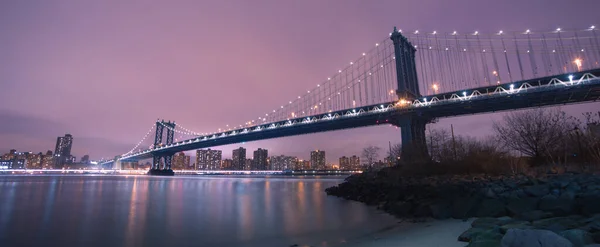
393 115 430 163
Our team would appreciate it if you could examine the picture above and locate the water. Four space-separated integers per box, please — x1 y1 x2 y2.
0 175 397 247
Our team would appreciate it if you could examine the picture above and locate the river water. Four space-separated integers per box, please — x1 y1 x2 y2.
0 175 397 247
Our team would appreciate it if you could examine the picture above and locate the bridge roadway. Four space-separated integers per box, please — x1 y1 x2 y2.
117 69 600 162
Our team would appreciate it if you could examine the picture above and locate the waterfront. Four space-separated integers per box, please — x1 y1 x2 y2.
0 175 398 247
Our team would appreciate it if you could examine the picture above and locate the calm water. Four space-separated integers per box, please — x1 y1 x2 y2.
0 175 397 247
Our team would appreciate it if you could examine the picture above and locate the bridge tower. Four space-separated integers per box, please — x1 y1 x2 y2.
390 27 430 162
149 120 176 175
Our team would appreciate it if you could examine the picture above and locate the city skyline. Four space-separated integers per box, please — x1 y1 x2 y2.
1 1 600 161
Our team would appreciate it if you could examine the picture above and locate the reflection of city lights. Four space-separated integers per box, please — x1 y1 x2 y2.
432 84 439 93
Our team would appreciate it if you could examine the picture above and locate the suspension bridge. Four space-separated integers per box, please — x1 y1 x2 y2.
100 26 600 175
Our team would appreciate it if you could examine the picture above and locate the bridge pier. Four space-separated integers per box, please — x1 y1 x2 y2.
393 115 431 163
148 120 176 176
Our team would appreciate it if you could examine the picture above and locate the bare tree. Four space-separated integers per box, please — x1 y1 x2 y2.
387 143 402 165
362 146 381 168
493 108 576 165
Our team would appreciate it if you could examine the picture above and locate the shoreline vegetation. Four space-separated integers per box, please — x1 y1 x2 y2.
325 109 600 246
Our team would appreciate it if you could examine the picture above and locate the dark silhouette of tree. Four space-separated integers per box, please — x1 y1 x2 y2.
493 108 576 165
362 146 381 168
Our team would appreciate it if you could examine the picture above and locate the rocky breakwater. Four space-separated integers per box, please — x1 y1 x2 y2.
325 170 600 246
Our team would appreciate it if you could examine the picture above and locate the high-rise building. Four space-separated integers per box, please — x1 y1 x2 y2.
310 150 326 170
339 156 350 170
42 151 54 169
349 155 360 170
54 134 73 168
296 159 311 170
252 148 268 170
339 155 360 170
270 155 297 170
81 155 90 164
221 159 233 170
27 152 43 169
196 149 222 170
232 147 246 170
172 152 191 170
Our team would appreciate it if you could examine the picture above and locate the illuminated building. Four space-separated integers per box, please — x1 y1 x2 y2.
172 152 191 170
310 150 326 170
196 149 222 170
270 155 297 170
232 147 246 170
252 148 268 170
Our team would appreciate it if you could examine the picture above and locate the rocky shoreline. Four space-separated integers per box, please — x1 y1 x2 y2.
325 169 600 246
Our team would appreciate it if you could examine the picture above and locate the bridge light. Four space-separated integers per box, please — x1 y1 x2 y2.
375 43 379 46
414 30 419 34
498 30 503 35
362 53 366 56
380 104 384 108
591 25 596 30
462 91 467 96
526 29 531 34
432 84 439 93
474 31 479 35
433 31 437 35
452 31 457 35
556 28 561 32
423 98 427 101
568 75 574 80
574 58 583 71
510 84 514 89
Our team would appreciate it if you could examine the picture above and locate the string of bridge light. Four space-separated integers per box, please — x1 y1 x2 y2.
122 123 156 156
394 26 596 37
207 25 598 137
226 37 394 132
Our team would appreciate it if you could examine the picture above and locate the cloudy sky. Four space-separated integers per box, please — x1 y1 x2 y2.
1 0 599 162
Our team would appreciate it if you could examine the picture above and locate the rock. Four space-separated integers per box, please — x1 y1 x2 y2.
501 229 573 247
467 240 501 247
452 196 480 219
592 232 600 243
518 210 554 222
539 194 575 216
473 228 504 243
560 229 594 247
429 201 452 219
473 218 503 229
566 182 582 193
385 201 412 216
485 188 498 198
477 199 507 217
533 216 585 233
459 227 486 242
578 195 600 216
500 221 533 234
506 198 539 216
524 185 550 197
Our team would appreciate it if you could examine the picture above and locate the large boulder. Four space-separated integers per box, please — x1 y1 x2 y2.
518 210 554 222
524 185 550 197
500 221 533 234
476 199 507 217
538 194 575 216
452 196 480 219
560 229 594 247
506 198 539 216
501 229 573 247
532 216 585 233
459 227 487 242
578 195 600 216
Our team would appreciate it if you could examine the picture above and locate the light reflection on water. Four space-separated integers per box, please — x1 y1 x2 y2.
0 175 397 247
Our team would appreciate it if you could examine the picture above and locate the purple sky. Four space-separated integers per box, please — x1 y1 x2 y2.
1 0 599 162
